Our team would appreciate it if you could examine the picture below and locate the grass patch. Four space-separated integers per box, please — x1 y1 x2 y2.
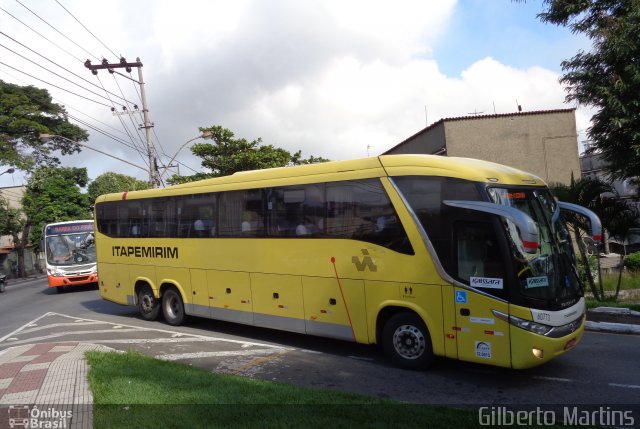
586 298 640 312
88 350 534 429
599 272 640 291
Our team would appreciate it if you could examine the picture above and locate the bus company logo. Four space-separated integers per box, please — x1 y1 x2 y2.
470 277 503 289
475 341 492 359
352 249 377 272
526 276 549 289
112 246 178 259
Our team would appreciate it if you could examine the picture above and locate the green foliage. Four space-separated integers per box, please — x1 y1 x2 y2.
0 80 89 171
167 125 329 185
0 196 23 238
22 166 92 251
538 1 640 181
87 172 150 204
577 255 598 286
625 252 640 272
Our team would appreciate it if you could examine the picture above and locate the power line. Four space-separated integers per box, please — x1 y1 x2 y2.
0 5 83 63
54 0 119 60
94 73 148 162
13 0 99 61
0 41 130 107
0 69 148 166
0 60 113 108
0 31 134 104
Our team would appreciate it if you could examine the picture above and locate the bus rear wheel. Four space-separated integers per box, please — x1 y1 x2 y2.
382 312 434 370
138 285 160 321
162 288 185 326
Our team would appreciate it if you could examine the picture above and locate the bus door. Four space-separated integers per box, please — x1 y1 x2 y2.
450 221 512 367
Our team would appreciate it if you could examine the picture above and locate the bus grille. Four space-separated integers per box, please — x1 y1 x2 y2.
69 276 90 282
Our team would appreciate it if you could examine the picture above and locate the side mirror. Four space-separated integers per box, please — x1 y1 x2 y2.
558 201 602 242
443 200 539 254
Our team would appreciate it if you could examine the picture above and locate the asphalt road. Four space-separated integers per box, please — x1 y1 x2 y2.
1 277 639 408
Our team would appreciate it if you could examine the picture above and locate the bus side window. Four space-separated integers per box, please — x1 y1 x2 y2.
455 222 506 297
220 190 264 237
326 179 412 254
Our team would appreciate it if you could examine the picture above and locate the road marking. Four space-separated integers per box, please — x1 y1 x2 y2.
15 321 109 335
5 329 144 345
532 376 574 382
0 313 55 343
156 348 288 361
609 383 640 389
0 312 291 350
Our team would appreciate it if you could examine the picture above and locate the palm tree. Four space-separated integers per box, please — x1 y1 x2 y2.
607 204 640 299
551 175 615 301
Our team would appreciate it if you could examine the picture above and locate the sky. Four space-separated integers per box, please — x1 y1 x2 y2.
0 0 594 189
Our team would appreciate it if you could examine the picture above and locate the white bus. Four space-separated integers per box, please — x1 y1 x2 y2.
43 220 98 292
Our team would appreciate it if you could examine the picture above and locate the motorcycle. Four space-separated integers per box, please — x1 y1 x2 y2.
0 273 6 293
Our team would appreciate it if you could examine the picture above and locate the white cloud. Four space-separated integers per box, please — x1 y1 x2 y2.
0 0 591 187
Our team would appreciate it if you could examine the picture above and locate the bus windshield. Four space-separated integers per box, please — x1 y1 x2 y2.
45 225 96 267
487 187 581 308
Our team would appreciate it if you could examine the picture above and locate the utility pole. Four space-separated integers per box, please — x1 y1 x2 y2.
84 57 161 187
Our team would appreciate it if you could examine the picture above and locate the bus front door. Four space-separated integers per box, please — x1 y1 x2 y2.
452 286 511 367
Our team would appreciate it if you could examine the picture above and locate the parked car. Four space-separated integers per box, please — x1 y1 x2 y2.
0 272 6 293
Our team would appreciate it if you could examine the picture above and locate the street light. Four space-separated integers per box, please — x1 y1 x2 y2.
0 168 15 176
39 134 149 175
159 131 214 180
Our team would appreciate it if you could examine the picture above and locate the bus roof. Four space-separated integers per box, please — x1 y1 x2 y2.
95 154 546 202
44 220 94 227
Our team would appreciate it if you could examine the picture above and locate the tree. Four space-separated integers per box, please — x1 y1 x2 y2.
18 167 91 277
537 1 640 181
606 203 640 299
87 172 150 205
0 195 24 276
167 126 329 185
0 80 88 171
551 176 614 301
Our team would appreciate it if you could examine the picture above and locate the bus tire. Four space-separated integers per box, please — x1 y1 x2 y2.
162 288 185 326
381 312 434 370
138 285 160 321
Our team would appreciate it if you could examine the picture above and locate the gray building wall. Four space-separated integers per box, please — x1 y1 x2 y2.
385 109 581 185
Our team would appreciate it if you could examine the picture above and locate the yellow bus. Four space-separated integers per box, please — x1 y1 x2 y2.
94 155 600 369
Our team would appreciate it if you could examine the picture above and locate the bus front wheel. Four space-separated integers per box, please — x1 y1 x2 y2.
162 288 185 326
138 285 160 321
382 312 434 370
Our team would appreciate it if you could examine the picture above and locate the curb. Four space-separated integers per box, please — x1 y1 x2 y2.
585 321 640 335
585 306 640 335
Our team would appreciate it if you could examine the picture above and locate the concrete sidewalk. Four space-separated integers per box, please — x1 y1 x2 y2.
0 342 111 429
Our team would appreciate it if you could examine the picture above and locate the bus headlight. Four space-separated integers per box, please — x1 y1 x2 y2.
47 268 63 277
513 317 552 336
492 310 552 336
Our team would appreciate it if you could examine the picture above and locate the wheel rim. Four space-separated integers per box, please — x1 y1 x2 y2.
392 324 426 360
140 293 154 313
165 294 181 319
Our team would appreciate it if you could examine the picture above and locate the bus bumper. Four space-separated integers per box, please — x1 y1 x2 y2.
510 316 585 369
48 273 99 288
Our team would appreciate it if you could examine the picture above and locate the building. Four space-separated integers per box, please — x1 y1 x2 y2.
0 186 41 277
384 109 581 185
